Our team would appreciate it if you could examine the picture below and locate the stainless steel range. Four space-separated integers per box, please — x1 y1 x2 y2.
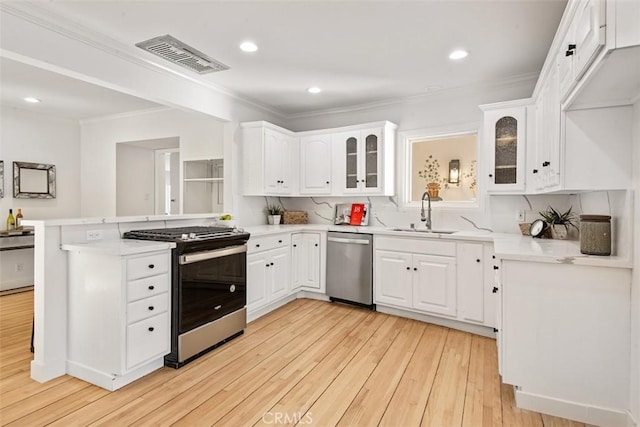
123 226 250 368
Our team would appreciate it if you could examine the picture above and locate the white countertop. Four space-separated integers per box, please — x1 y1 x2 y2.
241 224 630 269
61 240 176 256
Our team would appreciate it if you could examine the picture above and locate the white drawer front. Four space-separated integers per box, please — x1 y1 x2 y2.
127 274 170 302
248 234 291 254
127 253 169 280
127 293 169 324
374 236 456 256
126 312 170 370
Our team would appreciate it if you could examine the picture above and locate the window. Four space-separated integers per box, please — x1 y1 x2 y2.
407 132 478 205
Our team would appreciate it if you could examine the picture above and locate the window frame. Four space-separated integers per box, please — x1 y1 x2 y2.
398 123 483 210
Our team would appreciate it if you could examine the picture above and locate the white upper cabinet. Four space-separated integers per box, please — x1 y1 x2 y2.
333 122 396 196
299 133 332 195
558 0 606 100
481 100 530 193
241 120 396 197
241 122 299 196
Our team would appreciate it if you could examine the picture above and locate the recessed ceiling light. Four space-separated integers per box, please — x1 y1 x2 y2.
307 87 322 94
449 49 468 60
24 97 41 103
239 41 258 53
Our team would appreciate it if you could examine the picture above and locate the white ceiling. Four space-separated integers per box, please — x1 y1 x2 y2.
22 0 567 117
0 57 161 121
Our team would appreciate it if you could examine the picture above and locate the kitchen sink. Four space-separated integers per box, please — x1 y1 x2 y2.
390 228 457 234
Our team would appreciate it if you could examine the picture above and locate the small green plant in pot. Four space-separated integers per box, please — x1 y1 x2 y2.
538 206 578 239
265 204 283 225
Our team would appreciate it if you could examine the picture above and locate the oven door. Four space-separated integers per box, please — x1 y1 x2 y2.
178 244 246 334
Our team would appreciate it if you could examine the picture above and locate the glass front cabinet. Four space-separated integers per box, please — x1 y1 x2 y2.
333 123 396 196
481 101 530 193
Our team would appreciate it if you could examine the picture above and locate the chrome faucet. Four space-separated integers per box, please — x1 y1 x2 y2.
420 191 432 230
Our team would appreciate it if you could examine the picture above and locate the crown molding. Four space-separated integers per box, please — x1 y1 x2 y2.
285 72 539 120
0 2 286 120
78 106 174 125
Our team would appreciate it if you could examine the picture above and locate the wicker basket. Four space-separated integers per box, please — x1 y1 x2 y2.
519 223 532 236
283 211 308 224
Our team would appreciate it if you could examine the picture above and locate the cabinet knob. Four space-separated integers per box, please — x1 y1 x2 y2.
148 285 155 290
406 267 410 270
413 267 417 271
476 259 481 263
326 181 330 184
492 255 495 259
148 264 155 269
256 244 260 247
493 265 499 270
148 327 154 332
568 43 576 50
265 264 270 267
532 169 538 174
293 244 297 247
270 262 274 266
565 49 574 57
488 174 493 178
492 286 499 293
278 240 283 243
148 306 154 311
542 161 550 167
315 243 319 247
493 328 499 333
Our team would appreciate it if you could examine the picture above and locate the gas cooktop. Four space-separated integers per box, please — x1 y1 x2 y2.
123 226 249 243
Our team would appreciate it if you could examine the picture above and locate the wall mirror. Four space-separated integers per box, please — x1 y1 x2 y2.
13 161 56 198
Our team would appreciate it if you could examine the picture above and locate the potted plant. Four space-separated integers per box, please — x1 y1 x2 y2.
539 205 578 239
417 155 441 198
265 204 283 225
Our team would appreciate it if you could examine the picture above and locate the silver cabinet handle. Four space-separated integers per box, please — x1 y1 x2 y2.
327 237 370 245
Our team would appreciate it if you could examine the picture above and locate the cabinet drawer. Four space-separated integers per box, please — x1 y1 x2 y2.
127 253 169 280
126 312 169 370
248 234 291 254
374 236 456 257
127 274 170 302
127 293 169 324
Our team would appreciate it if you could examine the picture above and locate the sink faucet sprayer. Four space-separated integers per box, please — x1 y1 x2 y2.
420 191 432 230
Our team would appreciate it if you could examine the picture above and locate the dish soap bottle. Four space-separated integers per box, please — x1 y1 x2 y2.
6 209 16 231
16 209 23 230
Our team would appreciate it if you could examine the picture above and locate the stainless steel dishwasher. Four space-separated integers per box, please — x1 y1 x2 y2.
326 231 374 309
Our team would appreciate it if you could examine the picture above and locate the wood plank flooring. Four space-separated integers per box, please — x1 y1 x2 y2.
0 291 588 426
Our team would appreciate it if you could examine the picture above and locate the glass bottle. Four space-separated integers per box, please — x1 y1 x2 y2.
16 209 23 230
6 209 16 231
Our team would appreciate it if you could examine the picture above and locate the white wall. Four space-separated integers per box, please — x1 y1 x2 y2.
0 106 81 219
0 106 80 290
630 99 639 426
116 143 154 216
80 108 225 217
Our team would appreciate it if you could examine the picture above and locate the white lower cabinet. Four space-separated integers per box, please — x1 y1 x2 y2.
374 237 457 319
456 242 497 327
246 237 291 314
291 232 322 291
63 242 173 391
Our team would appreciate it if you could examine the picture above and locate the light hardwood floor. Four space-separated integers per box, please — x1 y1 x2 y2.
0 291 587 427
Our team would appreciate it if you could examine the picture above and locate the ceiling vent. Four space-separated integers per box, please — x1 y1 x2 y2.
135 35 229 74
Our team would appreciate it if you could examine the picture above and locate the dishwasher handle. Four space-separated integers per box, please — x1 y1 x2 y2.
327 236 371 245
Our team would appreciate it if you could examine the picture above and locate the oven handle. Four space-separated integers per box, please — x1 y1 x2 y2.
179 245 247 265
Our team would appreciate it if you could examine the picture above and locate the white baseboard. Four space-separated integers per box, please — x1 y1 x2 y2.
247 294 297 323
628 409 639 427
376 304 495 338
514 388 628 427
66 358 163 391
296 290 330 301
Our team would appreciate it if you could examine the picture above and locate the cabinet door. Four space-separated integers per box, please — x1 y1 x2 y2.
483 245 497 329
374 250 412 308
485 107 526 192
412 254 456 317
247 253 269 312
300 134 332 194
338 132 361 193
456 243 484 324
263 128 282 193
361 129 382 193
291 234 303 291
573 0 605 80
558 27 576 99
301 233 321 289
269 248 290 301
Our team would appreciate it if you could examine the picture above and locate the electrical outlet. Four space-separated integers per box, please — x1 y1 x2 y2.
86 230 103 241
516 210 526 222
